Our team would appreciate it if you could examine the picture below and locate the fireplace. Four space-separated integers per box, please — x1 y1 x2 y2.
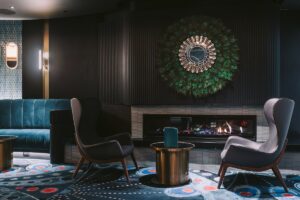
143 114 256 142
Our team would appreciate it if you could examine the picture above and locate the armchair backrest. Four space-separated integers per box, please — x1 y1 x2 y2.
260 98 294 157
71 98 81 134
71 98 102 146
71 98 86 155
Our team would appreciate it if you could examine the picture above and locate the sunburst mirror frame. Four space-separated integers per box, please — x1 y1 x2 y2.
179 35 216 73
158 16 239 97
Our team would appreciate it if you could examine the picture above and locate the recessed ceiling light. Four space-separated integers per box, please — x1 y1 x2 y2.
10 6 15 10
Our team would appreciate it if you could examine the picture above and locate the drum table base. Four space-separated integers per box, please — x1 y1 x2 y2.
151 142 195 186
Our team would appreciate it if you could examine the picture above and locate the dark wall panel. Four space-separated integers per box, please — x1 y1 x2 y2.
49 16 99 99
281 11 300 135
98 13 128 104
23 4 280 107
21 4 283 134
22 20 43 98
127 8 280 105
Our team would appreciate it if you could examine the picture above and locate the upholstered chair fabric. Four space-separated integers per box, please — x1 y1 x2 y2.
71 98 134 160
70 98 137 181
0 99 70 152
218 98 294 192
0 99 70 129
221 98 295 167
77 98 102 145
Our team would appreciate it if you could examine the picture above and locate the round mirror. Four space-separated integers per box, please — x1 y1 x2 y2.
188 46 208 64
6 42 18 69
178 35 216 73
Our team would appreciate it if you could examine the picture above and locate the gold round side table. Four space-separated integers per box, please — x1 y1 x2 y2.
150 141 195 186
0 136 17 170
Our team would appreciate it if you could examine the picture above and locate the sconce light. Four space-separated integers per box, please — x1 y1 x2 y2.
6 42 18 69
38 50 49 71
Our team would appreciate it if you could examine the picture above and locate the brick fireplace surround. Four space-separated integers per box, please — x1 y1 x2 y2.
131 106 269 143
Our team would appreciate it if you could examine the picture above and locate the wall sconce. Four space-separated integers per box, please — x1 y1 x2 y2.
6 42 18 69
38 50 49 71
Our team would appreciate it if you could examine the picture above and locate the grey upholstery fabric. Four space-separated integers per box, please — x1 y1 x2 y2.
70 98 134 161
221 98 295 168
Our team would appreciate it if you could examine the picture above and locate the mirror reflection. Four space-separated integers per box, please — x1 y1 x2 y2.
188 47 207 63
6 42 18 69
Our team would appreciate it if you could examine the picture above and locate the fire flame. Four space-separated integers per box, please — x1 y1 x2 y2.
217 121 232 134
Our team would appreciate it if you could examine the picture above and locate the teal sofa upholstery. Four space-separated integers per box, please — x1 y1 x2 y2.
0 99 70 152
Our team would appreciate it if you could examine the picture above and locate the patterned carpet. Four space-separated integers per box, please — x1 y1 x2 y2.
1 159 300 199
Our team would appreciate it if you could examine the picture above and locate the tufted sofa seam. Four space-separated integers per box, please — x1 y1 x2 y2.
0 99 70 153
21 100 24 128
43 100 46 128
9 100 12 129
33 99 36 127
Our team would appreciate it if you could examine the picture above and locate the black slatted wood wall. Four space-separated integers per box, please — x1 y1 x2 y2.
281 11 300 135
23 3 280 107
126 8 280 105
98 12 129 104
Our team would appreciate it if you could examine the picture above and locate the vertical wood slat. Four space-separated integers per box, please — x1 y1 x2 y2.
98 7 280 106
98 13 126 104
125 9 280 106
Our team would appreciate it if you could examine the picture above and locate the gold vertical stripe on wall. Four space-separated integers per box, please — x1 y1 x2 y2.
43 20 49 99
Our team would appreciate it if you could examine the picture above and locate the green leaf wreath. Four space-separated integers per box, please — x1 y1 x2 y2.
158 16 239 97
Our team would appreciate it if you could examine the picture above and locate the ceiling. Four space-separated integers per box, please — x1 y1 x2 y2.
0 0 299 20
0 0 122 20
281 0 300 10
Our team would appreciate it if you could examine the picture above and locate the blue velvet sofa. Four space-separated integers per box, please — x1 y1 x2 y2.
0 99 70 153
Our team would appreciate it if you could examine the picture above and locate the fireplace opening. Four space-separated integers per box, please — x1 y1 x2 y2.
143 114 257 142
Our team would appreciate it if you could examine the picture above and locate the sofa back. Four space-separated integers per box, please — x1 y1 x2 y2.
0 99 70 129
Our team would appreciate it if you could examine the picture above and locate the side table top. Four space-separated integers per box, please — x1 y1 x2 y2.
0 135 17 143
150 141 195 152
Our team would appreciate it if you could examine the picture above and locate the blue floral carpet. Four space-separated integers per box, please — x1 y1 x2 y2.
1 159 300 199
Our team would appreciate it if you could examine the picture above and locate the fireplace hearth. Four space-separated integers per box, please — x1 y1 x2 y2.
143 114 256 142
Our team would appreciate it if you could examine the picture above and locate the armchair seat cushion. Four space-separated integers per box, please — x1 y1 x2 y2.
221 136 262 160
221 136 276 168
85 144 134 161
0 129 50 151
221 147 272 168
121 145 134 157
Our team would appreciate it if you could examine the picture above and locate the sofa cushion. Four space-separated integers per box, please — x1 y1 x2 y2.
0 99 70 129
0 129 50 150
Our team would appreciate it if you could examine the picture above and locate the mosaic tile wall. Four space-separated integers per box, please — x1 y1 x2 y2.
0 21 22 99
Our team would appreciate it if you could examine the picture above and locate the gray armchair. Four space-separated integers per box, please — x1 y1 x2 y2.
218 98 295 192
71 98 138 182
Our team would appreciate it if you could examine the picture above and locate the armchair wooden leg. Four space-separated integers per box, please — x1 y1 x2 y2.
131 153 139 170
73 156 85 178
272 166 289 192
87 161 92 169
121 159 130 183
218 162 224 176
218 165 228 189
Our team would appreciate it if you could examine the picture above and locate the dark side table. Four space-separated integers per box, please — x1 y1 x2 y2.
0 136 17 170
150 141 195 186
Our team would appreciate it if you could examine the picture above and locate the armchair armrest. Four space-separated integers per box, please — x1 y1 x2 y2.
84 140 124 160
50 110 74 164
105 132 133 145
225 144 273 167
224 136 258 151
